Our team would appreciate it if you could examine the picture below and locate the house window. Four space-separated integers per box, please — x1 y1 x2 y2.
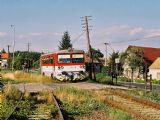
157 72 160 79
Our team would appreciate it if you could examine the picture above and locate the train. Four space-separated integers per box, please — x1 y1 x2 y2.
40 49 87 81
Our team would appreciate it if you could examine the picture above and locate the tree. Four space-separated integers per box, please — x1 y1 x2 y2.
59 31 72 50
108 51 119 74
91 48 104 59
1 48 6 53
123 47 144 81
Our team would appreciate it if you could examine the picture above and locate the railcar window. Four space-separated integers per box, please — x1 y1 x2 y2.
72 54 84 63
58 54 70 63
42 56 54 64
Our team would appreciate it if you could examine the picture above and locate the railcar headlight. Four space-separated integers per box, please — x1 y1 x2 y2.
80 65 85 68
58 66 64 70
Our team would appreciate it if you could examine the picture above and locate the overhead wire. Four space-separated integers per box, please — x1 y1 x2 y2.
71 31 85 44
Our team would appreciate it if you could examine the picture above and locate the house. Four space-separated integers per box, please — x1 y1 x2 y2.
123 45 160 79
0 53 9 68
149 57 160 80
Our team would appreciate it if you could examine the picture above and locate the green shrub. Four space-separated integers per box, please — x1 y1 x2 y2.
152 80 160 84
96 73 113 84
118 76 131 82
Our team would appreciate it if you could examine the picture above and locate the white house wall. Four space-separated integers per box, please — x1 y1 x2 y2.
149 69 160 80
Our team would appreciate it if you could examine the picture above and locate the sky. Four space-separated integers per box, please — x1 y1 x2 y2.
1 0 160 55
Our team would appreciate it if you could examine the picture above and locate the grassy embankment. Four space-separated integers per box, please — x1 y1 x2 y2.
0 71 56 84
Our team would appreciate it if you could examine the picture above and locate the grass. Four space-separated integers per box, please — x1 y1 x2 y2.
0 84 22 119
96 73 160 85
2 71 55 84
0 88 58 119
54 87 106 115
54 87 134 120
108 107 134 120
105 87 160 103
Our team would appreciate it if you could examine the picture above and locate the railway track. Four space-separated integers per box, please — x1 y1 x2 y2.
5 91 65 120
0 74 4 90
104 89 160 120
28 92 64 120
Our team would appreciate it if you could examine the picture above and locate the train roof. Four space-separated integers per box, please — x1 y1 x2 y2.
41 49 84 56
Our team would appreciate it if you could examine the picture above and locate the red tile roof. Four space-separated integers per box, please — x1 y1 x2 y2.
0 53 9 59
128 45 160 63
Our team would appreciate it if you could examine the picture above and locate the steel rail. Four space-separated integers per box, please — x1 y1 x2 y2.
52 93 64 120
5 92 24 120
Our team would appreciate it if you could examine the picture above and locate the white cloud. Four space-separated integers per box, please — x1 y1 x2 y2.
0 32 8 37
129 27 143 35
92 25 160 54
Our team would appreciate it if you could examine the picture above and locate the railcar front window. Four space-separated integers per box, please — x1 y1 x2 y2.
72 54 84 63
58 54 70 63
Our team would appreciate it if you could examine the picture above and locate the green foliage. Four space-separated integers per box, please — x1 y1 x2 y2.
108 51 119 73
146 91 160 102
101 66 111 75
91 48 104 58
1 48 6 53
126 47 144 73
59 31 72 50
55 87 106 116
118 76 131 82
95 73 112 84
10 51 41 70
0 101 15 119
12 100 32 119
152 80 160 84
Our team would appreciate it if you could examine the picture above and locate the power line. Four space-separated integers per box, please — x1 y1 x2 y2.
71 32 85 44
110 35 160 44
95 34 160 47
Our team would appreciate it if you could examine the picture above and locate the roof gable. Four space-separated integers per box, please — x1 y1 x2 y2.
0 53 9 59
149 57 160 69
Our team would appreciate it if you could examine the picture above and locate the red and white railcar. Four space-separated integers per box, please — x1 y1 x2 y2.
40 49 86 81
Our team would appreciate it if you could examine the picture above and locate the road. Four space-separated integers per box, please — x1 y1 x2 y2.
13 82 128 92
117 81 160 91
10 81 160 92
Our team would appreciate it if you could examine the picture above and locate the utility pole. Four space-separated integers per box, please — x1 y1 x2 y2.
81 16 95 80
7 45 11 69
26 42 31 72
27 42 30 52
81 16 92 60
104 43 108 66
7 45 11 54
11 25 15 71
